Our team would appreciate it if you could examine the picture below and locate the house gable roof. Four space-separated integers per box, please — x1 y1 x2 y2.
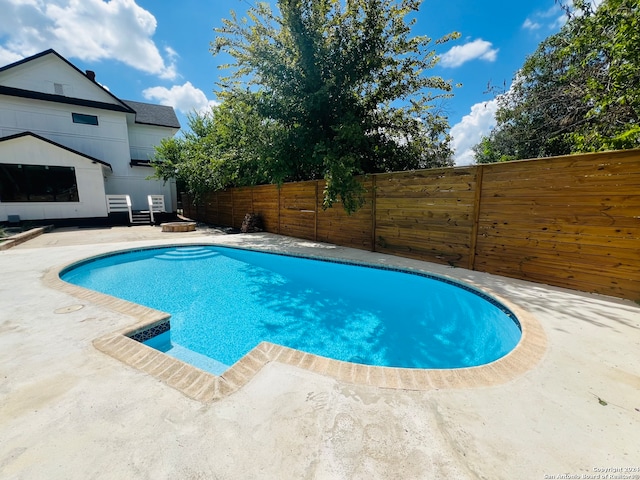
0 49 59 74
0 131 112 170
0 49 134 113
0 48 180 131
123 100 181 129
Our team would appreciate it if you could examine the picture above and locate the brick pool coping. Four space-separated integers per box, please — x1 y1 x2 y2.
43 244 547 402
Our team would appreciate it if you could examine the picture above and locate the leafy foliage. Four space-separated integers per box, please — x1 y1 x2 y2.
475 0 640 163
161 0 458 213
152 97 273 200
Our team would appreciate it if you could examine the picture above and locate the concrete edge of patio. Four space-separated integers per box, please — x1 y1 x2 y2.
2 225 638 479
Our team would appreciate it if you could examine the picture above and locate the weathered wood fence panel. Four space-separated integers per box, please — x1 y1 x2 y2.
181 148 640 300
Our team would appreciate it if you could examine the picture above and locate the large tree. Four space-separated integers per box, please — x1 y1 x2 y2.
207 0 459 212
474 0 640 163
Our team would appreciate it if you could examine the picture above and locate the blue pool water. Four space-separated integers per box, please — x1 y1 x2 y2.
61 245 521 374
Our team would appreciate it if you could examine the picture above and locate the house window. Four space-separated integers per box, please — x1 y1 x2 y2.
72 113 99 126
0 163 79 202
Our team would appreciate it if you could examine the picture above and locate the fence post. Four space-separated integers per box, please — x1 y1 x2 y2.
314 181 319 241
277 185 281 234
371 175 377 252
468 164 484 271
231 189 235 229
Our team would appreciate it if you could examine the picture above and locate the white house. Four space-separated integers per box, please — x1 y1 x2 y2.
0 49 180 224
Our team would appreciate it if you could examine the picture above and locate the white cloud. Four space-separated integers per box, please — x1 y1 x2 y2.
143 82 219 116
522 3 584 33
0 0 177 79
550 14 567 30
440 39 499 68
450 99 499 166
0 46 23 65
165 46 179 62
522 18 541 30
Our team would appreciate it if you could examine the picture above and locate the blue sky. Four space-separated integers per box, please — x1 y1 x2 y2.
0 0 569 165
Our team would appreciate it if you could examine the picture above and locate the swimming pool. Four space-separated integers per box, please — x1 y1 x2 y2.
61 245 521 375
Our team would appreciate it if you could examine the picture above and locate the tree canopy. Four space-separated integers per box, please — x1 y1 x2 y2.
152 98 272 199
154 0 460 213
474 0 640 164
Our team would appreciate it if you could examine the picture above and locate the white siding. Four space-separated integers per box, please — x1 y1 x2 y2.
105 174 177 212
0 54 122 106
0 96 131 175
0 96 179 211
128 123 172 162
0 135 108 222
110 121 179 210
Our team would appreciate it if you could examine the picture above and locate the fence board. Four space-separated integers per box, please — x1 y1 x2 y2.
216 191 233 227
315 179 374 249
202 192 221 225
376 240 469 266
480 149 640 173
478 199 638 226
251 185 279 233
232 188 253 229
474 253 639 299
475 149 640 298
182 148 640 300
374 167 479 268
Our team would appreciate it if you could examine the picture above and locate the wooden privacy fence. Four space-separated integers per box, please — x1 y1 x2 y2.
183 149 640 300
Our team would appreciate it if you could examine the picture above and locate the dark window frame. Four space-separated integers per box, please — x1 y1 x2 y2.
0 163 79 203
72 112 99 126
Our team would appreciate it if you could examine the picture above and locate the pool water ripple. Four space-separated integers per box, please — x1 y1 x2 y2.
60 245 522 375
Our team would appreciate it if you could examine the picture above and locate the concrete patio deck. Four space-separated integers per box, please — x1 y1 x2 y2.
1 225 638 479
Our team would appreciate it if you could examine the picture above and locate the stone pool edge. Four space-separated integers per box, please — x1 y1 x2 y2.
43 244 548 403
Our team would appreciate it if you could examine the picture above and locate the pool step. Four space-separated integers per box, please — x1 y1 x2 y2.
144 332 230 376
154 247 219 261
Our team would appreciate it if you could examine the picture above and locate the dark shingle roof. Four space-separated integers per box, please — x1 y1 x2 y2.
0 85 134 114
123 100 181 129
